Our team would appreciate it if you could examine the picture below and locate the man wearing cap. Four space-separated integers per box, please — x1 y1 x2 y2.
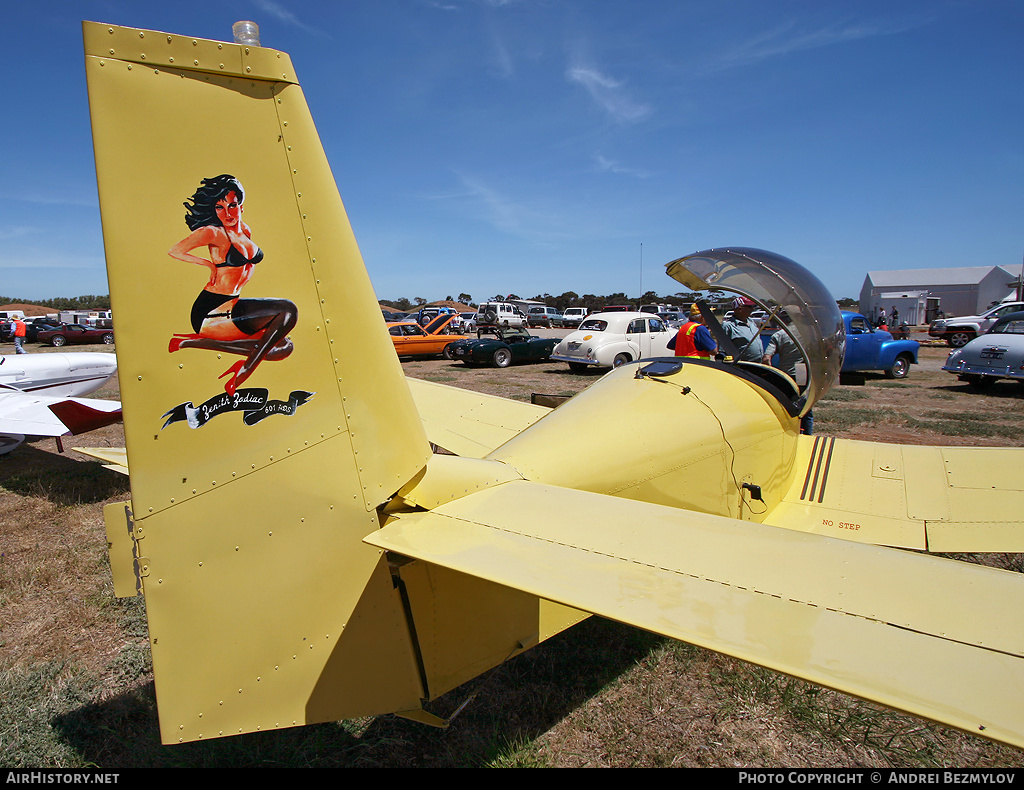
669 305 717 359
723 296 763 362
761 317 813 435
761 325 802 380
11 317 27 354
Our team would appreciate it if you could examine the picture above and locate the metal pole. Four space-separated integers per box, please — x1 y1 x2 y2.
639 243 643 305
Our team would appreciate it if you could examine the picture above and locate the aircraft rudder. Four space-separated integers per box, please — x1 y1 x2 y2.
83 22 430 741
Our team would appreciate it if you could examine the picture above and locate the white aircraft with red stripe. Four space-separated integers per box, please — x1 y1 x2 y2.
0 352 121 454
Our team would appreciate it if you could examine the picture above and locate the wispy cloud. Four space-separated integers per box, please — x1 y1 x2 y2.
251 0 328 37
0 226 35 242
444 173 573 242
594 155 650 179
421 0 522 9
488 32 515 78
704 15 928 75
0 249 102 269
567 64 651 124
9 193 98 208
0 190 97 213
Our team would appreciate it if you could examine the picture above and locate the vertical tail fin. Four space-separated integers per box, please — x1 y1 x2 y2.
84 21 430 742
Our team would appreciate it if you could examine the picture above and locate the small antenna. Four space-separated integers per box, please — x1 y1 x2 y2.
639 242 643 303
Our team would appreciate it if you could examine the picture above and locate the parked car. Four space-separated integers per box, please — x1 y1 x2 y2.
658 311 686 330
416 306 459 326
386 314 469 358
929 301 1024 348
36 323 115 347
449 326 558 368
942 310 1024 389
24 318 62 343
724 309 769 328
526 306 564 328
475 301 526 329
561 307 589 327
841 311 918 378
551 312 673 371
453 312 478 332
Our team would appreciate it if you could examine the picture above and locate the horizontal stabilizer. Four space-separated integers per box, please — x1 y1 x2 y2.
48 400 123 435
73 446 129 475
406 377 550 457
0 392 120 439
368 479 1024 748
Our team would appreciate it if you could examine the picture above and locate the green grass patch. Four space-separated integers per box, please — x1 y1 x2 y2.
920 410 994 422
0 661 98 768
815 403 1024 439
903 415 1024 439
812 407 880 431
422 371 458 383
719 663 947 767
820 388 869 402
0 462 129 506
485 736 547 767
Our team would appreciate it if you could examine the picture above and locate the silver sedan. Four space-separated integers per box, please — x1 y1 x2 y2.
942 310 1024 389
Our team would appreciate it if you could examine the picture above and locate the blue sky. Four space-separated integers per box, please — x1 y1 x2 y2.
2 0 1022 305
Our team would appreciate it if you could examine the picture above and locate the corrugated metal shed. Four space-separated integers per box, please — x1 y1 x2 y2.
861 266 1018 321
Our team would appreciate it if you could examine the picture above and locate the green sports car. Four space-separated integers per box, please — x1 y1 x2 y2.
448 327 557 368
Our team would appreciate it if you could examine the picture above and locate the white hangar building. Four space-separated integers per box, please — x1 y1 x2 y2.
860 266 1020 324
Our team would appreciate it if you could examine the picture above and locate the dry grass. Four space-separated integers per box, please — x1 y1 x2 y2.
2 342 1023 767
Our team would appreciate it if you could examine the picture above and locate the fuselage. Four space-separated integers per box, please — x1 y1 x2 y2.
487 358 802 521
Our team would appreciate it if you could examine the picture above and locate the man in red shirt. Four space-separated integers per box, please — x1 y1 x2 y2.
671 305 717 359
11 318 27 354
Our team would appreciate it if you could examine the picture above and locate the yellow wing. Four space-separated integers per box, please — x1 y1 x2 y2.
369 474 1024 748
767 435 1024 551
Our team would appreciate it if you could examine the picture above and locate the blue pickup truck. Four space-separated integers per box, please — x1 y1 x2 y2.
841 311 919 379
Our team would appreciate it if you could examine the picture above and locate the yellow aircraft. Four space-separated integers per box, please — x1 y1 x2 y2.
82 21 1024 748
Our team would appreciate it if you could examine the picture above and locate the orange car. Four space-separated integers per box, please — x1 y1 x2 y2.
387 314 469 358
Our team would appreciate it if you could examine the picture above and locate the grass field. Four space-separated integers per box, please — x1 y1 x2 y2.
2 342 1023 767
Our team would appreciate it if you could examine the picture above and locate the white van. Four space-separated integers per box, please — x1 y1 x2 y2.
562 307 589 327
0 310 26 321
475 301 525 328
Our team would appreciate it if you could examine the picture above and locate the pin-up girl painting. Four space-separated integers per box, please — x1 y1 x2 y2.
168 175 298 395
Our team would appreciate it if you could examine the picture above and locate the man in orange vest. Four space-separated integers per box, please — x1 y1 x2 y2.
11 317 27 354
670 305 716 359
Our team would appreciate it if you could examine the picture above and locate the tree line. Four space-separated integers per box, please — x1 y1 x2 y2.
0 295 111 311
382 291 858 312
381 290 706 312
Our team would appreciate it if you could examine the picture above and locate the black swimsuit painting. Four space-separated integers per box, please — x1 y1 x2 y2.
168 175 298 395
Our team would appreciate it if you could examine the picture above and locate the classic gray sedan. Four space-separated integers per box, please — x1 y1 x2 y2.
942 310 1024 389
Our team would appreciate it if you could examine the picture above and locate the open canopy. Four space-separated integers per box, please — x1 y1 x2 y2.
665 248 845 413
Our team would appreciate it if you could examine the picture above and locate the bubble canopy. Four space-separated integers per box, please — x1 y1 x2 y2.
665 248 845 414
